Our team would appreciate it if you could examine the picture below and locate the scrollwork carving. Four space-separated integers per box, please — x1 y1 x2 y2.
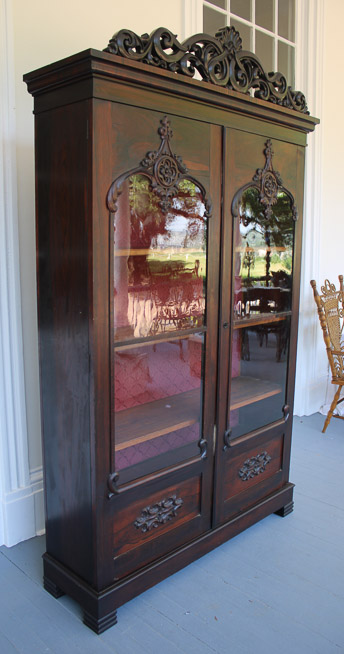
107 115 212 215
238 451 272 481
134 495 183 532
232 139 297 223
104 26 308 114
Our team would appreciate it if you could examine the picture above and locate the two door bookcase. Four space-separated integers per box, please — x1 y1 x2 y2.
24 26 318 633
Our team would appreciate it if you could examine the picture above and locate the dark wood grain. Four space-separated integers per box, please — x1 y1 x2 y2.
35 101 94 584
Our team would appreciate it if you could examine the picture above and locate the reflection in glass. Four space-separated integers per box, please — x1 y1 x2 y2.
204 5 227 36
278 41 295 87
278 0 295 41
230 17 252 51
207 0 226 9
229 185 295 439
113 174 207 482
231 0 251 21
255 30 274 73
114 334 204 473
256 0 274 31
113 175 207 342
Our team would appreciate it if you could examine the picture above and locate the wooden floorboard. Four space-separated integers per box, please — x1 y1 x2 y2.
0 413 343 653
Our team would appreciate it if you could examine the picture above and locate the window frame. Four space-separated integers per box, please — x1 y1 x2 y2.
202 0 296 84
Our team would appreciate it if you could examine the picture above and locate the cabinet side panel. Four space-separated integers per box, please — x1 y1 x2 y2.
35 102 94 583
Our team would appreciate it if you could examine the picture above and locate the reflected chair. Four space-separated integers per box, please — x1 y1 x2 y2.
310 276 344 432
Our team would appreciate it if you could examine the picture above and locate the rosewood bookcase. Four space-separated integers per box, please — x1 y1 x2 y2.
24 26 318 633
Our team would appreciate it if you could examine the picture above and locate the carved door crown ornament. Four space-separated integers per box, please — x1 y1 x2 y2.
232 139 297 223
104 26 308 114
107 116 211 216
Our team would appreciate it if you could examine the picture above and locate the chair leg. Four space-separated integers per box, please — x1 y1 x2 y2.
323 385 342 433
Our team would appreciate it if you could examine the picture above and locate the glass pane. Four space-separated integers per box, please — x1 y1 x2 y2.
278 0 295 41
204 5 227 36
231 0 251 21
255 30 274 72
229 318 290 439
255 0 274 32
113 175 207 342
207 0 226 9
113 174 207 482
278 41 295 87
114 334 204 477
230 17 252 50
229 186 294 439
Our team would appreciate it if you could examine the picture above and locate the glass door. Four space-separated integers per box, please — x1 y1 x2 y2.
214 130 302 525
107 116 215 488
113 176 207 482
228 177 294 440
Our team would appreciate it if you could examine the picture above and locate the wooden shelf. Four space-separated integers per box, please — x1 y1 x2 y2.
115 388 201 451
114 375 281 452
234 246 289 253
114 326 206 350
233 311 291 329
231 376 281 410
114 248 205 257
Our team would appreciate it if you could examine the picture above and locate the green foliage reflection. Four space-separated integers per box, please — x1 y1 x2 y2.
237 186 294 288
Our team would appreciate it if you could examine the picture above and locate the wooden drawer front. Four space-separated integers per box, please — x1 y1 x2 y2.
111 472 206 579
220 433 284 523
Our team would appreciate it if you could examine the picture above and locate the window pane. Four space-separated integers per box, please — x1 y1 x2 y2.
255 0 274 32
278 41 295 86
230 0 251 21
278 0 295 41
255 30 274 72
204 5 227 36
207 0 226 9
230 17 252 51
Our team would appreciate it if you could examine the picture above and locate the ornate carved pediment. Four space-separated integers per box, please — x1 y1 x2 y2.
104 26 308 114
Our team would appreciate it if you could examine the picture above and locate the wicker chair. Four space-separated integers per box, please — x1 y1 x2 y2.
310 276 344 433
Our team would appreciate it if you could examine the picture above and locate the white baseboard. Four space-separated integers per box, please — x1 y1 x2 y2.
0 466 44 547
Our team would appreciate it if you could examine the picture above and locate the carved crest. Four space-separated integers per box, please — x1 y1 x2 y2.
238 451 271 481
107 116 211 215
253 140 284 220
104 26 308 114
232 139 298 222
134 495 183 532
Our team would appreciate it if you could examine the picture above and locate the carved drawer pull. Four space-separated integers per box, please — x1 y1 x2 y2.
134 495 183 533
238 451 271 482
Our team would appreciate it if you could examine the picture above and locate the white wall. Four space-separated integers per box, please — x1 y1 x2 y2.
1 0 343 546
295 0 344 416
1 0 184 547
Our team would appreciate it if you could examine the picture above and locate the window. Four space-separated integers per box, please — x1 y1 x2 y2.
203 0 295 86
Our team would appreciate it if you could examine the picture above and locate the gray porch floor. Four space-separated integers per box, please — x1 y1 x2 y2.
1 413 343 653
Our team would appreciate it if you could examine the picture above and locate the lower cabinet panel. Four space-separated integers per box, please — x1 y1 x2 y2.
217 430 285 524
111 469 208 579
224 433 283 500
